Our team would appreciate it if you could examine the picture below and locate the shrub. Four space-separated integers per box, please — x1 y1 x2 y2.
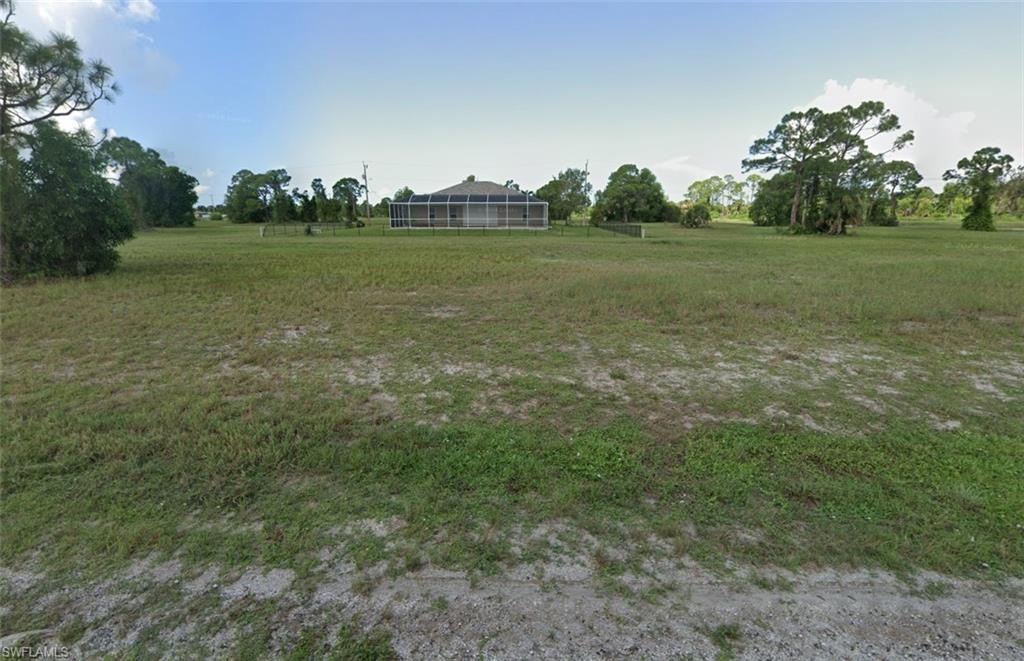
661 202 683 224
1 123 133 280
680 203 712 228
962 207 994 231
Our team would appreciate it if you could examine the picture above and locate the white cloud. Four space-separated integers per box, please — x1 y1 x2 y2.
54 114 98 136
18 1 175 91
125 0 158 22
805 78 976 185
11 0 174 139
203 168 216 179
194 184 211 195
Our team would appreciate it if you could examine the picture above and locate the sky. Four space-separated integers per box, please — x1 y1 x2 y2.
15 1 1024 204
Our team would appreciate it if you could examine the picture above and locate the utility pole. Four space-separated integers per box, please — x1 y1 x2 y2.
362 161 371 223
583 159 590 221
584 159 589 196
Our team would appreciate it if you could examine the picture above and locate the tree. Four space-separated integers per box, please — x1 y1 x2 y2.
590 164 675 224
996 166 1024 217
898 185 936 218
686 175 749 216
504 179 521 191
223 169 297 223
943 147 1015 231
743 101 913 234
311 178 334 222
293 188 317 223
0 0 118 139
873 160 921 225
724 175 745 215
0 2 133 280
536 168 592 220
812 102 913 234
392 186 414 202
1 122 132 278
157 167 200 226
744 174 764 204
937 181 970 217
263 169 291 206
224 170 269 223
463 174 476 182
99 137 198 227
742 108 828 228
686 176 725 209
332 177 364 225
373 196 392 216
271 189 297 224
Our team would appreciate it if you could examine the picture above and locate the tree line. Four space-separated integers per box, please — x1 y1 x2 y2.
0 0 198 280
740 101 1015 233
223 170 368 226
221 119 1019 233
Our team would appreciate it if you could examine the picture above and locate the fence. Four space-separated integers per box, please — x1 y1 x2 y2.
259 223 365 237
257 222 645 239
596 222 645 238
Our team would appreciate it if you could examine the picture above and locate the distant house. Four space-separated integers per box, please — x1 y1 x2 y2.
389 181 548 229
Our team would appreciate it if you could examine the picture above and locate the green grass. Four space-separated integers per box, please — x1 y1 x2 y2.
704 622 743 660
2 218 1022 591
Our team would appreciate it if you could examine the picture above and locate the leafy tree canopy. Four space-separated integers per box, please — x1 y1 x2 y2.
590 164 676 223
743 101 914 234
2 122 132 279
536 168 592 220
392 186 414 202
943 147 1014 231
99 137 198 228
332 177 365 224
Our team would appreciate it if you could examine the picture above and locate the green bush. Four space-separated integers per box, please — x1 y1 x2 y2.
962 200 996 231
680 203 712 228
661 202 683 223
1 123 133 280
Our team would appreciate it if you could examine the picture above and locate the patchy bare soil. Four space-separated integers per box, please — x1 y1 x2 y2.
3 538 1022 659
210 331 1024 437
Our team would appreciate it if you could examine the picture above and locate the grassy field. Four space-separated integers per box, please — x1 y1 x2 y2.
2 218 1023 654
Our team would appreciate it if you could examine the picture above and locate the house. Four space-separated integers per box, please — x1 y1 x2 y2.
389 181 548 229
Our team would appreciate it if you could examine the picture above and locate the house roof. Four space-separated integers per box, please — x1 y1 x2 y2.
402 180 545 204
432 181 521 196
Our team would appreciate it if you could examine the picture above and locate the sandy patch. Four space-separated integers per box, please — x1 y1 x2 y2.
222 568 295 601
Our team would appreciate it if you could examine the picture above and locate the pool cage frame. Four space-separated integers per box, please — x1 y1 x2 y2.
389 193 548 230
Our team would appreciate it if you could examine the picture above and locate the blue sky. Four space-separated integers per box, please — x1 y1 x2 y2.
18 1 1024 202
